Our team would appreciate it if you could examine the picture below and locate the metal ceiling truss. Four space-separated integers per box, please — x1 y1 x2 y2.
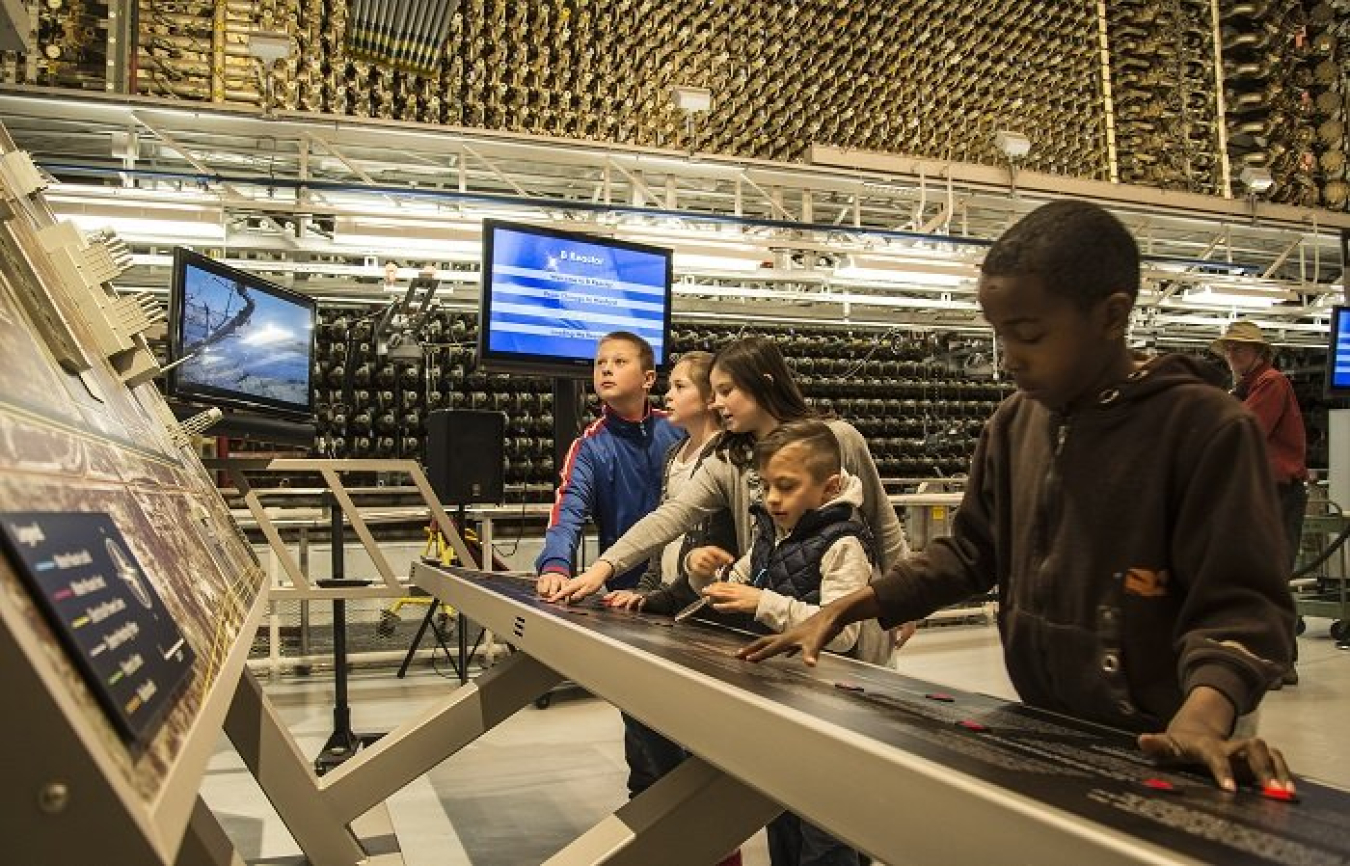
1 88 1347 348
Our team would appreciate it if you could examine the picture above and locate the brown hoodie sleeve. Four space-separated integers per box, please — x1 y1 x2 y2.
871 422 999 627
1167 412 1294 715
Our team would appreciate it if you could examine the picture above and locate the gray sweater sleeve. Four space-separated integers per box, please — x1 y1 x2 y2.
598 454 738 576
828 419 909 572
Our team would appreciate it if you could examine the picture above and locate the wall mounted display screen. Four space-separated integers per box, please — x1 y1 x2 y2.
167 247 316 418
0 511 195 749
477 220 674 376
1327 306 1350 397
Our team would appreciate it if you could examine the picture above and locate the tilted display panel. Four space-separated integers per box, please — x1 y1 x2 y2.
0 124 267 863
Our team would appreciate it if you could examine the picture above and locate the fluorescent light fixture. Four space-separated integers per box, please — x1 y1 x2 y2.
1239 165 1274 194
673 252 766 273
670 86 713 114
1153 313 1329 337
247 30 291 63
613 220 746 243
61 213 226 242
332 217 481 259
681 310 991 334
49 198 227 242
672 282 979 312
1181 285 1280 309
833 253 978 288
994 130 1032 159
832 265 970 288
333 236 479 259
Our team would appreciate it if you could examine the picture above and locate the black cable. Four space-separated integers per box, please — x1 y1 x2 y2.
835 326 903 380
341 306 386 411
492 481 530 557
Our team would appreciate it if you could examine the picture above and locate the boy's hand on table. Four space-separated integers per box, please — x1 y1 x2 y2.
547 562 612 604
1140 685 1296 795
703 582 760 614
535 572 569 597
603 589 646 610
1138 728 1294 795
737 586 877 665
737 610 843 666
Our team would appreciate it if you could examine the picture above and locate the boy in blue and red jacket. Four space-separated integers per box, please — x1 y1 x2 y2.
533 331 684 805
534 330 682 593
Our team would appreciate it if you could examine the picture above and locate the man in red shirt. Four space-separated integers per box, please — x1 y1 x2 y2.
1213 320 1307 685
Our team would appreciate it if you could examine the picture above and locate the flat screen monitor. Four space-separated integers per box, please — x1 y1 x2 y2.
477 220 674 376
166 247 316 420
1327 305 1350 397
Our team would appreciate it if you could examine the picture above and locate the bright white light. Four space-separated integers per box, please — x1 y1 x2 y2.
1182 286 1280 309
994 130 1032 159
332 234 481 260
332 216 482 260
672 282 979 311
62 214 226 242
1239 165 1274 194
832 265 970 288
240 322 293 345
670 85 713 113
673 252 766 273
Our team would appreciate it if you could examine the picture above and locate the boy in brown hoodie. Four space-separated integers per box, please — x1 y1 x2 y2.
741 200 1297 796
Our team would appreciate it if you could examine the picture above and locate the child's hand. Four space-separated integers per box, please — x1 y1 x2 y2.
535 572 569 597
893 621 919 650
604 589 646 610
685 545 735 580
738 611 843 666
547 566 610 604
702 582 761 614
1139 697 1296 794
550 570 610 605
1137 729 1294 795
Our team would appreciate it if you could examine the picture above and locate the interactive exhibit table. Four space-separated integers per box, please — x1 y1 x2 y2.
414 563 1350 866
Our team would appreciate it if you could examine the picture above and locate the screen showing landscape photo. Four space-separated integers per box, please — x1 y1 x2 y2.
175 261 314 415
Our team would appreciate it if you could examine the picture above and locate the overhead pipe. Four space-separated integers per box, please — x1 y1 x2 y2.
36 161 997 252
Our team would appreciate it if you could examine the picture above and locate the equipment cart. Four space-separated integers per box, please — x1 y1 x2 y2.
1292 506 1350 645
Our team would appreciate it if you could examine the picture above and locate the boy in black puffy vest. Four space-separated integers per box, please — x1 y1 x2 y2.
691 418 886 866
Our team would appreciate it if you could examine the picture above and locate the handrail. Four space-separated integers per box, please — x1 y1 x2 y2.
207 458 476 597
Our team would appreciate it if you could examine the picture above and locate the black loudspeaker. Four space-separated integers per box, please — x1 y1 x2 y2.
425 410 506 505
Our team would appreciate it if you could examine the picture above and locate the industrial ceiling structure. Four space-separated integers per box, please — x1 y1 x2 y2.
1 88 1347 348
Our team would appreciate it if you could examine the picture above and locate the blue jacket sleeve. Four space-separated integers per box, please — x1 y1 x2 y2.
535 435 598 576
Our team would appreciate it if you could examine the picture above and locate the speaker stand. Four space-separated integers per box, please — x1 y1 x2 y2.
396 602 487 684
313 497 381 775
553 377 585 480
397 506 484 684
313 578 381 774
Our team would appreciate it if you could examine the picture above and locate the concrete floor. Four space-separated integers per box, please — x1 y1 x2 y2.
199 617 1350 865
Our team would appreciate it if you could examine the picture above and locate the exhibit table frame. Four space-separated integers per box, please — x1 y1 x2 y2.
413 563 1349 866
